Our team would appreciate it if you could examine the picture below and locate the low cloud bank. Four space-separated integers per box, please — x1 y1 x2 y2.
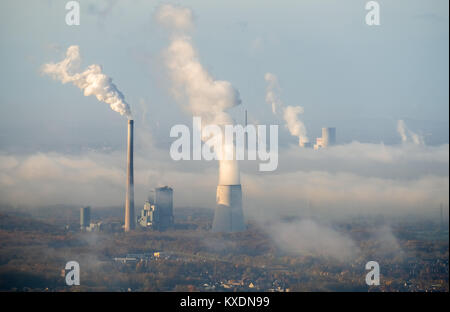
1 140 445 262
267 219 358 262
0 141 447 219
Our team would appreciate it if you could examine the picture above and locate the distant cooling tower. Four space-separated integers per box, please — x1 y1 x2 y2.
212 185 245 232
322 127 336 147
124 120 135 232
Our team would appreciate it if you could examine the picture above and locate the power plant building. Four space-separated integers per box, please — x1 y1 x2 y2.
300 139 313 148
139 186 174 231
80 206 91 231
322 127 336 147
314 127 336 150
139 201 159 228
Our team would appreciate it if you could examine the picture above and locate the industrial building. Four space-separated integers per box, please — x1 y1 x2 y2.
212 184 246 232
86 221 102 232
80 206 91 231
79 206 122 233
138 186 174 231
300 138 313 148
139 201 159 228
314 127 336 150
86 221 122 232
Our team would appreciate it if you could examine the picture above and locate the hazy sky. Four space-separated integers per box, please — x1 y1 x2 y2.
0 0 448 153
0 1 448 223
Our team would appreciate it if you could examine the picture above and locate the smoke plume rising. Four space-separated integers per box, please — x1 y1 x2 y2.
156 4 241 185
42 45 131 118
264 72 309 146
283 106 309 146
155 3 194 32
264 72 282 115
397 120 424 145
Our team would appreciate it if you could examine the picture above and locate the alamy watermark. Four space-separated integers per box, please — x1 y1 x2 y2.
64 261 80 286
365 1 380 26
65 1 80 26
365 261 380 286
170 117 279 172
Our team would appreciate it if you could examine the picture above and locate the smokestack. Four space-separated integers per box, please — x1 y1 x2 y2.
125 120 135 232
244 109 248 149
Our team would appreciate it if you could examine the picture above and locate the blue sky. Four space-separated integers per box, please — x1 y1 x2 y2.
0 0 448 153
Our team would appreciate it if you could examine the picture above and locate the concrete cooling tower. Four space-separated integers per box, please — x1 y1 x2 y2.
212 184 245 232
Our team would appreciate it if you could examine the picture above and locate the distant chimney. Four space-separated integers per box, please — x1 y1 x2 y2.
244 109 248 149
125 120 135 232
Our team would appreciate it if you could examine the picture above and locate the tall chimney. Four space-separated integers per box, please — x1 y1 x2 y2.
125 119 135 232
244 109 248 149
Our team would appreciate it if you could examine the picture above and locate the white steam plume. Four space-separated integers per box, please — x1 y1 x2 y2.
264 72 283 114
283 106 309 146
156 4 241 185
397 120 424 145
42 45 132 118
264 72 309 146
155 3 194 32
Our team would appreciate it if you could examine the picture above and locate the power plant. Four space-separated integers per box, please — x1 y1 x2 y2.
155 186 174 230
314 127 336 150
211 117 246 233
322 127 336 147
139 186 174 231
212 184 245 232
87 117 337 234
80 206 91 231
124 119 135 232
299 138 313 148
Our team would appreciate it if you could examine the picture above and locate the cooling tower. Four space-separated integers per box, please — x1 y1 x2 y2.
124 120 135 232
321 127 336 147
212 184 245 232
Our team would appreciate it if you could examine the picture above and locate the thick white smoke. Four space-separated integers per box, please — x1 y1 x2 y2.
283 106 309 146
264 72 309 146
155 3 194 32
42 45 131 118
156 4 241 185
397 120 424 145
